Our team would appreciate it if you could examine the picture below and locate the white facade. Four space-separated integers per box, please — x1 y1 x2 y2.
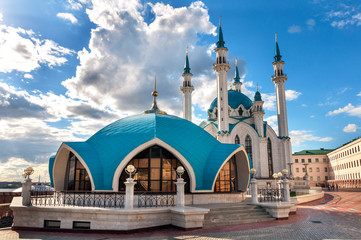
328 137 361 189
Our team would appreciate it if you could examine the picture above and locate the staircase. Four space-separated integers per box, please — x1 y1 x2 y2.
203 204 275 227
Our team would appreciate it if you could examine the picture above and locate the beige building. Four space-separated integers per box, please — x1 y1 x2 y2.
328 137 361 189
292 149 333 187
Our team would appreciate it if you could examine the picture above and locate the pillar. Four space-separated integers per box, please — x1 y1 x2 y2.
250 178 258 204
21 178 32 206
175 178 186 207
282 178 290 202
124 178 136 209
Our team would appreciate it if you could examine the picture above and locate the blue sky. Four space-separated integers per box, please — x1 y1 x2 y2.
0 0 360 181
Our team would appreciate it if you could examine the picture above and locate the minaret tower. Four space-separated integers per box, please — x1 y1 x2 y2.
272 34 289 138
213 17 230 137
252 85 265 137
271 34 292 170
180 47 194 121
233 59 242 92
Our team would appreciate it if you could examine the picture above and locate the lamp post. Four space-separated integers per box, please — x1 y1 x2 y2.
124 165 136 209
22 167 34 206
250 168 258 204
175 166 186 207
287 162 293 180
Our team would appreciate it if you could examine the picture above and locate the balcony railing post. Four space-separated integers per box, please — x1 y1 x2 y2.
175 178 186 207
124 178 136 209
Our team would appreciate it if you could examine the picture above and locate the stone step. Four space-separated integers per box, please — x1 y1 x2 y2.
204 216 275 228
205 211 269 218
208 208 265 214
202 204 275 227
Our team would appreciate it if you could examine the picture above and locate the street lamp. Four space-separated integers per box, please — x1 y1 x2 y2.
125 165 136 179
250 168 256 179
176 166 185 179
24 167 34 180
282 169 289 179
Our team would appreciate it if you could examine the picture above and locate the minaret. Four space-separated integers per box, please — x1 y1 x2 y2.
271 34 289 138
180 47 194 121
212 17 230 136
233 58 242 92
271 34 292 171
252 85 265 137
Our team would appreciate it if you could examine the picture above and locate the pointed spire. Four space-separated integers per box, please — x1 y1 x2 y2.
144 75 167 114
254 83 262 101
274 33 282 62
183 47 191 74
216 16 225 48
234 58 241 83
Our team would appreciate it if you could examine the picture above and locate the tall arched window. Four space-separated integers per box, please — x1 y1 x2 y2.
215 156 237 192
245 135 252 167
267 138 274 177
235 135 240 144
64 152 91 191
119 145 190 193
238 108 243 116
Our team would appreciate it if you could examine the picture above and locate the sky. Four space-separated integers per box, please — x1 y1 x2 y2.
0 0 360 182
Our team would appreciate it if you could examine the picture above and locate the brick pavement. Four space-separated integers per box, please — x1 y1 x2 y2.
1 191 361 240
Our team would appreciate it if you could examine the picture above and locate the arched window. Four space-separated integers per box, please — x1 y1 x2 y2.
235 135 240 144
238 107 243 116
215 156 237 192
223 57 226 63
245 135 253 167
267 138 274 177
64 152 91 191
219 56 222 63
119 145 190 193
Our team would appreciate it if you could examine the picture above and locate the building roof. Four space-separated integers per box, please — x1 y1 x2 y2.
254 90 262 101
293 148 334 156
209 90 253 111
50 113 244 191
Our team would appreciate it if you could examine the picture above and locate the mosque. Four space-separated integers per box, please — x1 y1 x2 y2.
49 22 292 200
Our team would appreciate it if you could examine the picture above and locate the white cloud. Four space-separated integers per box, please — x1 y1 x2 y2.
306 19 316 30
265 115 278 135
57 12 78 24
68 0 83 10
290 130 333 147
62 0 217 115
285 89 302 101
0 25 74 73
327 103 361 118
357 91 361 97
325 3 361 29
0 157 50 182
23 73 33 79
343 123 358 133
288 25 302 33
0 12 3 22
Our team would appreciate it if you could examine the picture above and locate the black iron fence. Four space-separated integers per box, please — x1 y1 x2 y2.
137 192 175 208
258 188 284 202
30 191 125 208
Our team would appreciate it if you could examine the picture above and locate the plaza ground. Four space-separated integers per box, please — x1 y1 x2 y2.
1 191 361 240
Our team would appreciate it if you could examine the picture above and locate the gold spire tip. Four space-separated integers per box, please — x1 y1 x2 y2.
275 32 278 42
186 46 188 55
219 16 222 27
235 58 238 66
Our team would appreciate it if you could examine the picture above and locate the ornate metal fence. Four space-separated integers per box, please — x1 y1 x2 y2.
257 188 284 202
137 192 175 208
30 191 125 208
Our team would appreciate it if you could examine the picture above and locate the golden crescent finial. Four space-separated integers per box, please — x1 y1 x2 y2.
235 58 238 67
186 46 188 56
219 16 222 27
275 32 278 42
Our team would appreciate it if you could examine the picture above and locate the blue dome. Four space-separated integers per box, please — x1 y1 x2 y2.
209 90 253 111
50 113 245 191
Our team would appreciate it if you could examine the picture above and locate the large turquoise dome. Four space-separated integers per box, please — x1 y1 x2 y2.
50 113 246 191
209 90 253 111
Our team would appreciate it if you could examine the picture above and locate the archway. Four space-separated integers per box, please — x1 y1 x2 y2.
118 145 190 193
214 149 250 192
